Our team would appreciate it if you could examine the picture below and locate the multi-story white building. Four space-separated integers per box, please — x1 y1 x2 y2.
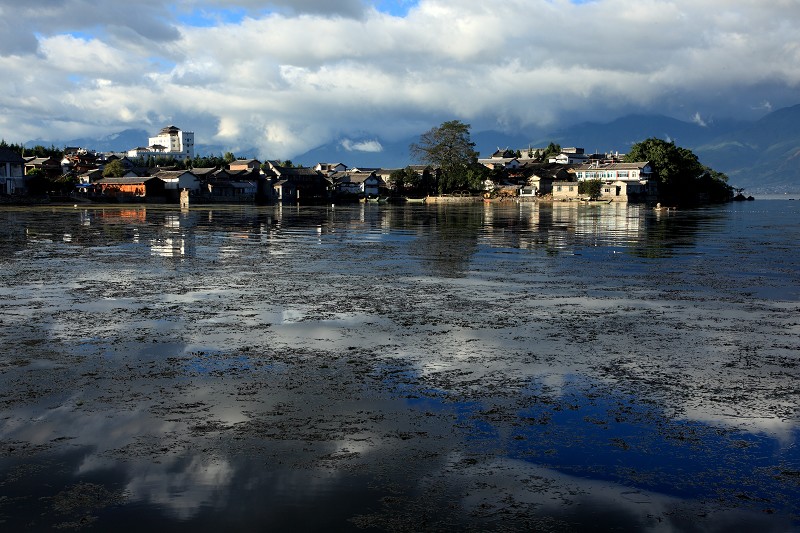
128 125 194 160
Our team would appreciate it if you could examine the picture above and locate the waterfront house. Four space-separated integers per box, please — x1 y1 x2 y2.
199 168 261 202
332 170 383 197
572 162 653 182
95 176 166 200
552 181 580 200
570 161 655 201
272 180 296 202
207 180 257 202
516 162 570 196
151 170 201 193
0 147 27 195
265 162 329 202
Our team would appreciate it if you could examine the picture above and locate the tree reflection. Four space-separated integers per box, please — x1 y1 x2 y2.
631 206 729 258
409 205 482 278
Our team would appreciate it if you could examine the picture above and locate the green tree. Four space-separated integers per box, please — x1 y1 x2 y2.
223 152 236 164
625 138 732 203
103 159 126 177
410 120 478 194
578 179 603 200
539 142 561 162
388 166 422 194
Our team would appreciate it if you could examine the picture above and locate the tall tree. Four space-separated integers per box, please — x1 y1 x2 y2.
410 120 478 193
625 137 732 203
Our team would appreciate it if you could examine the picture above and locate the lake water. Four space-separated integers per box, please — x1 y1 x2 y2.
1 200 798 531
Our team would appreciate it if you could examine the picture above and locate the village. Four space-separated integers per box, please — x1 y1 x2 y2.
1 125 657 204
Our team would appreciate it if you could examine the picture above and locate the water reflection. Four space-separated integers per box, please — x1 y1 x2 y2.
1 202 799 530
0 202 732 262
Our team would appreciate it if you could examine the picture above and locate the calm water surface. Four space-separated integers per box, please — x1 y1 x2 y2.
0 201 798 531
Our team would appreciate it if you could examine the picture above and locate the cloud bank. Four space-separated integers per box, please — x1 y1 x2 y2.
0 0 799 159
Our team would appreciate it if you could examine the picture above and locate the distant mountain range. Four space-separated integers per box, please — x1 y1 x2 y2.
294 105 800 193
25 104 800 193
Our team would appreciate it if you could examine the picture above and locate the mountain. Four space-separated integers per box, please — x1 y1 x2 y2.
293 136 414 168
529 114 743 154
694 104 800 193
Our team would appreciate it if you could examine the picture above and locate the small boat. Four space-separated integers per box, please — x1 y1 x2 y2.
404 197 426 204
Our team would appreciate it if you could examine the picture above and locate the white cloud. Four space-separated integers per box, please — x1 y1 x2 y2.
692 112 708 128
340 139 384 152
1 0 799 158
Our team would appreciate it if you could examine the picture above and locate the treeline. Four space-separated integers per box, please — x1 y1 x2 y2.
0 140 63 158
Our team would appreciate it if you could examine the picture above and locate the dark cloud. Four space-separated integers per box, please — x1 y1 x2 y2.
0 0 180 56
197 0 367 17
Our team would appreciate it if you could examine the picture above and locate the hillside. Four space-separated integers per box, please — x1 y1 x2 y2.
694 104 800 193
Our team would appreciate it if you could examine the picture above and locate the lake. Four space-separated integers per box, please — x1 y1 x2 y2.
1 200 798 531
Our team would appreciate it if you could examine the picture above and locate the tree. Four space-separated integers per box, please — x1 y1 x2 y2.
539 142 561 162
388 166 421 194
103 159 126 177
625 137 732 203
410 120 478 194
578 179 603 200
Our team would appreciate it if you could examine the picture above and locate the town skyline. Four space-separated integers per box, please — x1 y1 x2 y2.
1 0 799 161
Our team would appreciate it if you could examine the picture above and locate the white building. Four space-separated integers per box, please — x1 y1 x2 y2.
128 125 194 160
571 162 652 182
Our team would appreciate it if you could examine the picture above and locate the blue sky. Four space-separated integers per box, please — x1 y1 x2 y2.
1 0 798 158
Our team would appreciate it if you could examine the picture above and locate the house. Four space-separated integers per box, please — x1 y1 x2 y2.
229 159 262 172
315 162 347 175
549 152 589 165
552 181 580 200
332 170 383 196
597 180 652 201
570 161 655 201
516 162 571 195
272 180 296 202
188 167 217 185
0 147 27 194
151 170 201 193
264 162 329 202
77 169 104 184
95 176 166 199
24 156 62 179
61 151 99 176
207 180 257 202
571 162 653 182
478 157 521 171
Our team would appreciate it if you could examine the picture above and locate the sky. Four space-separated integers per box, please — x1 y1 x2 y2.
1 0 799 159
